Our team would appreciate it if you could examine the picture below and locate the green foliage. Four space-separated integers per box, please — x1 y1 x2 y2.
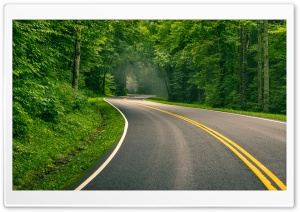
13 20 286 115
12 20 125 189
205 83 222 107
13 97 124 190
13 102 33 137
13 80 88 138
151 20 286 114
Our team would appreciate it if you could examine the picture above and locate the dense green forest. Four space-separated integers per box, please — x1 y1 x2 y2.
13 20 286 189
13 20 286 135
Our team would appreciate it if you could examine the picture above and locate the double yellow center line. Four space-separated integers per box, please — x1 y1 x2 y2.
124 98 286 191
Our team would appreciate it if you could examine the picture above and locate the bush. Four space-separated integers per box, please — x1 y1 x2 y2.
52 82 88 112
205 84 221 108
13 79 89 137
13 102 33 138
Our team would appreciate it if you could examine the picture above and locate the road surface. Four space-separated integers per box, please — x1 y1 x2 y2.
74 95 286 190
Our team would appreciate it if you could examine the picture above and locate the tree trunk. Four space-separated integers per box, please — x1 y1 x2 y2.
238 25 248 109
157 64 171 99
263 20 269 113
238 27 243 99
217 23 225 107
72 22 81 91
102 68 108 94
101 58 113 94
257 22 263 109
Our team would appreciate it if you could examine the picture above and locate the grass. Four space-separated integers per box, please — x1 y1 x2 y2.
13 97 124 190
146 97 286 121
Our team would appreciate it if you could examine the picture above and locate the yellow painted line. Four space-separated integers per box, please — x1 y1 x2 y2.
170 114 286 191
124 98 286 190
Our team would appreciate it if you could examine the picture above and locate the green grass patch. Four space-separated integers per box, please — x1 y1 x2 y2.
146 97 286 121
13 97 124 190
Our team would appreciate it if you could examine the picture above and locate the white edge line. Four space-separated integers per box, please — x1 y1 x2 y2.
143 98 286 124
74 98 128 191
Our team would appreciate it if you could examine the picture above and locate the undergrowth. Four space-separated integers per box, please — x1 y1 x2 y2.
13 97 124 190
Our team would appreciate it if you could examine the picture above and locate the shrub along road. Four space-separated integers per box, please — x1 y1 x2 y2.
74 95 286 190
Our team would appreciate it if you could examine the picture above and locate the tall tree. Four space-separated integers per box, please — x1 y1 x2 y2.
72 21 82 90
263 20 269 112
238 23 249 109
257 21 263 109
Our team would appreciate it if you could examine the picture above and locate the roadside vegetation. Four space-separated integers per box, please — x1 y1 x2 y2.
147 97 286 121
13 96 124 190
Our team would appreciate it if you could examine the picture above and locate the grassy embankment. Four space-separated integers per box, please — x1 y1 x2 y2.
13 97 124 190
146 97 286 121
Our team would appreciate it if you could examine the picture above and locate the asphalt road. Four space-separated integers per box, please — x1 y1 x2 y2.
75 95 286 190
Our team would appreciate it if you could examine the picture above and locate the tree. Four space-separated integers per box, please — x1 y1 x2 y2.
238 22 250 109
268 20 286 113
263 20 269 112
257 21 263 109
72 21 82 90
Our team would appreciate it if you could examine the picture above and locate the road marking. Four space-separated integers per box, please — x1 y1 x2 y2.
125 98 286 190
75 98 129 191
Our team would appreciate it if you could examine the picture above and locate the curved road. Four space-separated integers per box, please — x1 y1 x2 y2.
74 95 286 190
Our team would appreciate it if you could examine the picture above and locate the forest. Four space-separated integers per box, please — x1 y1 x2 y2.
13 20 286 189
13 20 286 133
